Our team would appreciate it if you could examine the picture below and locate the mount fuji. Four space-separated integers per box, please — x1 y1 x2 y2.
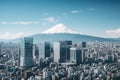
42 24 79 34
27 23 118 43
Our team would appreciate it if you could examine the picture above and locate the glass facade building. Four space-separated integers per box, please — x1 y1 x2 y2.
82 42 86 48
70 47 82 65
20 37 34 68
53 41 72 63
37 42 51 59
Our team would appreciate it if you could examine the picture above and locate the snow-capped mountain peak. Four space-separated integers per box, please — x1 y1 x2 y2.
42 23 79 34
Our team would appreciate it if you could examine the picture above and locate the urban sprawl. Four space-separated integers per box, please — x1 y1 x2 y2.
0 37 120 80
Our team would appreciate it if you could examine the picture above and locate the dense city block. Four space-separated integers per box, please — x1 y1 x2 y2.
0 38 120 80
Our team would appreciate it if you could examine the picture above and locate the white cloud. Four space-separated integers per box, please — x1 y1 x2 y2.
71 10 80 14
105 28 120 38
42 17 56 23
0 21 40 25
0 32 24 39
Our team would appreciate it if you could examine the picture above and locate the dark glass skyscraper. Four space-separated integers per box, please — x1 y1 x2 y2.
82 42 86 48
37 42 51 59
54 41 72 63
0 42 1 55
70 47 82 65
20 37 34 68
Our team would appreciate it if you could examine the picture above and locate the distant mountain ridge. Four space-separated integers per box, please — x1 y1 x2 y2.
0 24 120 43
29 33 119 43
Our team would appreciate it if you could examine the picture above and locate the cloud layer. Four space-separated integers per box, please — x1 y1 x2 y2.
0 21 40 25
106 28 120 38
42 17 56 23
71 10 80 14
0 32 24 39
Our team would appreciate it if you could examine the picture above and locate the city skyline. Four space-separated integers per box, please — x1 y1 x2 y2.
0 0 120 39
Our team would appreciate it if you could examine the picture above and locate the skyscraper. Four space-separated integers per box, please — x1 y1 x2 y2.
33 44 39 59
70 47 82 65
37 42 51 59
82 42 86 48
81 48 87 63
20 37 34 68
53 41 72 63
0 42 1 55
81 42 87 63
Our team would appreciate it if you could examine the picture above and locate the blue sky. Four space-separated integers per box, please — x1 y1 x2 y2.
0 0 120 39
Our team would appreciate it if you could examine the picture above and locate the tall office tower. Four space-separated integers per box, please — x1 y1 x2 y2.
37 42 51 59
82 42 86 48
70 47 82 65
0 42 3 55
20 37 34 68
81 48 87 63
64 41 72 61
33 44 39 59
81 42 87 63
53 41 72 63
0 43 1 55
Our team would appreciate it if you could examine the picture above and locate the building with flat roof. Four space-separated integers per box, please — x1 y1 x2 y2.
54 41 72 63
20 37 34 68
37 42 51 59
70 47 82 65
